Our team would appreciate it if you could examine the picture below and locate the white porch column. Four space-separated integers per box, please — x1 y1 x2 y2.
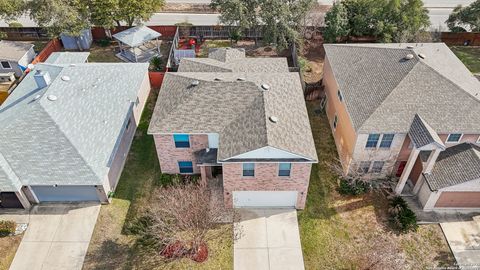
15 190 31 209
424 148 441 174
394 148 420 194
423 191 442 211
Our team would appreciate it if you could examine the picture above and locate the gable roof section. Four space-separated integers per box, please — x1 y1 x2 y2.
324 43 480 133
424 143 480 191
113 26 161 47
178 48 289 73
148 72 317 161
45 52 90 64
408 114 445 149
0 40 33 61
0 59 148 191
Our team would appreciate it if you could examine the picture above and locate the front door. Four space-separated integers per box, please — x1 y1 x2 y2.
212 166 223 177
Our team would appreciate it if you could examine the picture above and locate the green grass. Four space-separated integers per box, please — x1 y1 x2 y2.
199 40 232 57
84 88 233 270
450 46 480 73
87 44 122 63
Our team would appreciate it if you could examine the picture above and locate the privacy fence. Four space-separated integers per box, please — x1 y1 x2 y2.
440 32 480 46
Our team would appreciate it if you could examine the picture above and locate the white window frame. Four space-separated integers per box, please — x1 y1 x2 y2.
379 134 395 148
242 163 255 177
365 134 381 148
371 161 385 174
1 61 11 69
357 161 371 174
446 133 463 143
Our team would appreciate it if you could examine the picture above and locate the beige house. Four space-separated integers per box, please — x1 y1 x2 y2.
323 43 480 211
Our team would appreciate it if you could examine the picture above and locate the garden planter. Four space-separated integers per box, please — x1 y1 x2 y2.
190 242 208 263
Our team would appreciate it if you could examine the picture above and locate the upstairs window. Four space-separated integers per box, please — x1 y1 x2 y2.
242 163 255 177
1 61 11 69
371 161 385 173
365 134 380 148
278 163 292 177
337 90 343 102
357 161 371 174
379 134 395 148
333 114 338 130
178 161 193 173
446 133 462 143
173 134 190 148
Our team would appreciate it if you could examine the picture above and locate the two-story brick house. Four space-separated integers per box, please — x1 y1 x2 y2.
148 48 317 209
323 43 480 211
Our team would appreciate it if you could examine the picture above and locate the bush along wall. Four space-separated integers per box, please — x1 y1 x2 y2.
388 196 418 233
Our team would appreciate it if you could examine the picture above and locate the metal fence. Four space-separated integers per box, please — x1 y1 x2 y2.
0 27 50 40
178 25 262 39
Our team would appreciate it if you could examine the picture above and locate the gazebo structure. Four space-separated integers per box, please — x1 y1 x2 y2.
113 26 162 62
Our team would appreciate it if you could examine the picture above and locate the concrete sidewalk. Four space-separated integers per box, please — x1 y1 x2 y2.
441 215 480 269
234 209 304 270
1 203 100 270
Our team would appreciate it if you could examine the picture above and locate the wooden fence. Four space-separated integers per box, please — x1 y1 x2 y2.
90 26 177 40
32 38 63 64
441 32 480 46
0 27 49 40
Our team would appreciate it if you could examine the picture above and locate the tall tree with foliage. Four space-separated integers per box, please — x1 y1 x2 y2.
324 0 429 43
210 0 261 43
0 0 25 20
446 0 480 32
28 0 90 37
89 0 164 28
323 1 349 43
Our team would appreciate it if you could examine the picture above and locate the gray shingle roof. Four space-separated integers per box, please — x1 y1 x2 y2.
0 40 33 61
113 26 161 47
178 48 289 73
324 43 480 133
408 114 445 149
148 55 317 161
45 52 90 64
0 60 148 191
424 143 480 190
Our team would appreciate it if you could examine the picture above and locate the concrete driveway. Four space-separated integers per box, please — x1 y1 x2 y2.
441 215 480 269
0 203 100 270
234 209 304 270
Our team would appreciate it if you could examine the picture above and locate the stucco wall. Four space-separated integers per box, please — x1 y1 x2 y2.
153 134 209 174
323 57 357 172
133 72 151 123
222 162 312 209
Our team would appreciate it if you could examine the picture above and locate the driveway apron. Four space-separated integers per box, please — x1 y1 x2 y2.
234 208 304 270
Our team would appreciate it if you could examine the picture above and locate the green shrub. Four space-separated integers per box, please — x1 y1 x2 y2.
0 220 16 237
8 21 23 28
229 30 241 43
97 39 111 47
337 179 371 195
388 196 418 232
149 56 164 72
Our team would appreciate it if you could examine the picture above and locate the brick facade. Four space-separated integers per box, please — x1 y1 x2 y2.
153 134 209 174
222 162 312 209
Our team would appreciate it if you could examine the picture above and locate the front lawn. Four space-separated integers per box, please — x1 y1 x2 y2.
298 103 455 269
0 235 22 270
450 46 480 73
83 88 233 270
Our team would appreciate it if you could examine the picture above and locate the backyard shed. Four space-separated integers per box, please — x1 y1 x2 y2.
113 26 162 62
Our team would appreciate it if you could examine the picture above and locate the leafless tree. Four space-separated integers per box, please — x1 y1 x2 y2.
146 182 239 261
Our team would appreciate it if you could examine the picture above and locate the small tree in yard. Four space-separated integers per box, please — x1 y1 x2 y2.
146 183 232 262
446 0 480 32
323 1 349 43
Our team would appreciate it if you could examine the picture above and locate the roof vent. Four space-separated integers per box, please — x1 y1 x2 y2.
34 70 51 88
418 53 426 59
237 77 246 81
61 76 70 81
404 54 414 60
33 94 41 101
214 78 222 81
261 84 270 91
70 64 76 67
191 80 200 87
406 45 414 49
47 95 57 101
269 116 278 123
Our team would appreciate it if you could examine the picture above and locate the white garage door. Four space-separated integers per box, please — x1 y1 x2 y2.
233 191 298 208
31 186 100 202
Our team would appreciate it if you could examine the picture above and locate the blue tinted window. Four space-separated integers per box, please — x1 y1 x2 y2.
365 134 380 148
379 134 394 148
242 163 255 177
173 134 190 148
279 163 291 177
447 134 462 142
178 161 193 173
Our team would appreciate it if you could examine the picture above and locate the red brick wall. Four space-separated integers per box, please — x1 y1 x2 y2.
222 163 312 209
153 134 208 174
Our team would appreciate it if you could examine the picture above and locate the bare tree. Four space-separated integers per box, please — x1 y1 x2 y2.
146 183 237 262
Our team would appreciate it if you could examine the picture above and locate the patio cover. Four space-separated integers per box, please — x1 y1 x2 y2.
113 26 161 47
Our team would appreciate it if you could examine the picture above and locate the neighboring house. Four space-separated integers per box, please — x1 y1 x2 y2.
0 40 35 77
148 48 317 209
323 43 480 211
0 52 150 208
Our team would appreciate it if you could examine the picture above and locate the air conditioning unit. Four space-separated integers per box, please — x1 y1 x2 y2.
0 72 15 83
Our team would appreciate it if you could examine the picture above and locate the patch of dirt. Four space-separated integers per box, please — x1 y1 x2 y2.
301 40 325 84
0 235 22 270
